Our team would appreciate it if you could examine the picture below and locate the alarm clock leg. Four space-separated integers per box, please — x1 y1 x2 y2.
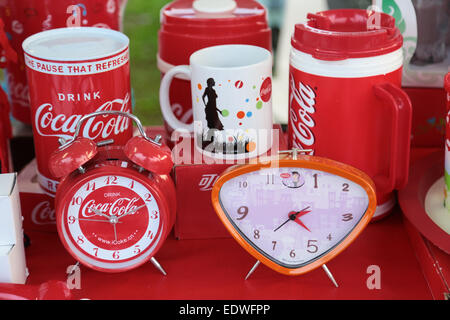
244 260 261 280
322 264 338 288
150 257 167 276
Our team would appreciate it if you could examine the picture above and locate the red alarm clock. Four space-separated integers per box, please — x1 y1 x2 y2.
49 111 175 274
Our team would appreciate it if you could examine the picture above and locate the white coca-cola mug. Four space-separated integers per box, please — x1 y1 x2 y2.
159 44 273 160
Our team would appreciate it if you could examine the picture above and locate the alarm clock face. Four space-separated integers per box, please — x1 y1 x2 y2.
60 174 163 271
214 161 375 275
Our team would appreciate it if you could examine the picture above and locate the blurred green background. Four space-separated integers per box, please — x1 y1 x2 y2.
123 0 170 126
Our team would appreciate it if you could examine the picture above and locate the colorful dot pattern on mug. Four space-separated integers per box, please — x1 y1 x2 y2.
235 80 243 89
256 101 263 109
237 111 245 119
198 84 202 90
222 109 229 117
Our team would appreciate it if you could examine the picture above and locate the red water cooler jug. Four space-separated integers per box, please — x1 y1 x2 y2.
158 0 272 137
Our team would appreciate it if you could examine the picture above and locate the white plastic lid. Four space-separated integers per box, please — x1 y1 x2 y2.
193 0 237 14
22 27 129 61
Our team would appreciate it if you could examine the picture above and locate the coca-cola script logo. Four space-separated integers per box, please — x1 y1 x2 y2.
34 93 130 140
32 201 56 225
260 77 272 103
7 75 29 107
81 197 139 218
289 75 316 155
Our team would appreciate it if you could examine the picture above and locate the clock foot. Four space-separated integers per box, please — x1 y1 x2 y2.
322 264 339 288
244 260 260 280
150 257 167 276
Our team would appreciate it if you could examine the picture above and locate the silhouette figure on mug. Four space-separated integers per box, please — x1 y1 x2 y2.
202 78 224 131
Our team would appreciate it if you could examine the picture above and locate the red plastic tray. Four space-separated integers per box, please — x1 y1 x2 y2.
18 211 431 300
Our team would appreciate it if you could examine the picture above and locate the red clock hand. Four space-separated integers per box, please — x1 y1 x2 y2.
290 210 311 232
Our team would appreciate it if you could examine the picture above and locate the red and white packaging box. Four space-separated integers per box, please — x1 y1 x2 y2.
18 159 56 233
0 173 28 284
172 125 287 240
0 173 23 244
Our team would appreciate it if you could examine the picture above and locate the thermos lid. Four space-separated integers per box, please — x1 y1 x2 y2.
161 0 266 24
159 0 271 66
291 9 403 61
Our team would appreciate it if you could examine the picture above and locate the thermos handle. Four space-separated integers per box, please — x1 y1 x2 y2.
159 65 194 133
373 83 412 190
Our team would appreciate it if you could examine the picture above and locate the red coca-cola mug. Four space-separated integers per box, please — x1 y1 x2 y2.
23 27 133 196
0 0 127 124
288 10 412 220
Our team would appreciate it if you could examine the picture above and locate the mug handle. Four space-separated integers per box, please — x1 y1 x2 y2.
159 65 194 132
373 83 412 190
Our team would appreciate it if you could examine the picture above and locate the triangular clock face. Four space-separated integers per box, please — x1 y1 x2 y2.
211 158 376 275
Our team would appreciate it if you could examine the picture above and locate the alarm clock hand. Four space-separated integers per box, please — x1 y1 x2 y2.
113 223 117 242
117 204 147 221
274 206 310 232
89 207 111 220
293 216 311 232
292 209 312 232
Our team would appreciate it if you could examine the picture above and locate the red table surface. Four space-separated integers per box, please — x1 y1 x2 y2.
22 210 431 300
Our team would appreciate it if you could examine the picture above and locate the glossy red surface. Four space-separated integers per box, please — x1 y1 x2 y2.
49 138 98 178
124 136 173 175
292 9 402 61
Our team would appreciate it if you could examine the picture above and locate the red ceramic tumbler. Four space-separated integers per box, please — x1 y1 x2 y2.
0 0 127 124
158 0 272 137
23 27 133 196
288 10 412 220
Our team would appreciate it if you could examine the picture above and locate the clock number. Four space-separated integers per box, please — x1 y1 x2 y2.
313 174 318 189
71 196 83 206
327 233 332 241
307 240 318 253
342 183 350 192
147 231 154 239
253 230 260 239
86 182 96 191
129 180 135 189
105 176 118 185
134 246 141 255
266 174 275 185
145 193 152 202
151 211 159 220
77 236 84 245
342 213 353 222
112 251 120 260
68 216 76 225
239 181 248 188
93 248 98 257
272 241 277 250
236 206 249 220
290 250 296 258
